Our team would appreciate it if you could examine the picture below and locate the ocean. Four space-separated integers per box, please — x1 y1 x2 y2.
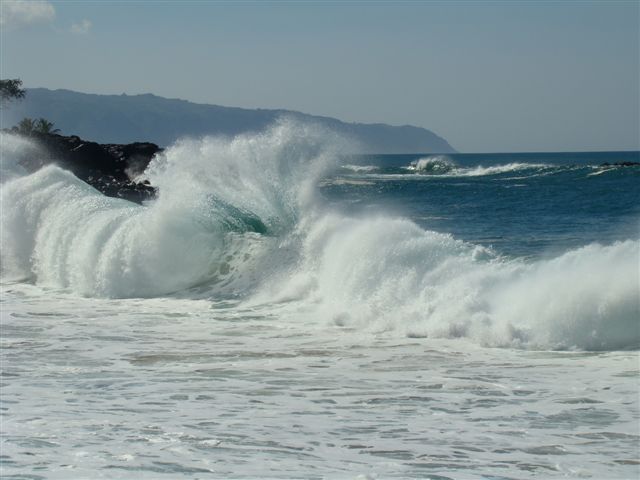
1 122 639 479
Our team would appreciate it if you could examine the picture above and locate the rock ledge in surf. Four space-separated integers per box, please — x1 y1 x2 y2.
8 131 161 203
599 161 640 167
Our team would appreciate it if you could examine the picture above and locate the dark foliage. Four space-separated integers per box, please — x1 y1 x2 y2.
0 79 26 106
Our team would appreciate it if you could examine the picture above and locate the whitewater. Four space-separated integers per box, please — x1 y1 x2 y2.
1 122 639 479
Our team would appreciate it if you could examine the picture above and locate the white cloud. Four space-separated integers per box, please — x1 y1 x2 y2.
0 0 55 28
70 19 92 35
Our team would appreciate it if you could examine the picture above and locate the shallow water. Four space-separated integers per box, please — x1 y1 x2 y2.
2 284 639 479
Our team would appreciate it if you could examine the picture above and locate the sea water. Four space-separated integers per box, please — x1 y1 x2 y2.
1 122 638 479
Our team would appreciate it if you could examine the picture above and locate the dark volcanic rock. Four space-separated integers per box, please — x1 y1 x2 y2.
599 161 640 167
12 132 161 203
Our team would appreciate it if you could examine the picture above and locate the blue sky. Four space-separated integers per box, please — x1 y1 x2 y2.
1 0 638 152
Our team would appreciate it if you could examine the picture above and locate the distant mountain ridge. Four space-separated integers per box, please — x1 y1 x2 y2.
1 88 455 154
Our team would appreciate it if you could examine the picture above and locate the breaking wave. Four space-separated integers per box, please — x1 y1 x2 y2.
262 216 638 350
404 155 553 177
460 162 553 177
1 125 638 350
0 122 343 297
407 155 455 174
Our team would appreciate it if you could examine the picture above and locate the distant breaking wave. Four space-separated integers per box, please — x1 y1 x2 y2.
407 155 455 174
460 162 554 177
1 124 638 350
404 155 554 177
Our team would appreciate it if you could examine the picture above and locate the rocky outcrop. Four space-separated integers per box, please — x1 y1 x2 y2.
15 132 161 203
599 162 640 167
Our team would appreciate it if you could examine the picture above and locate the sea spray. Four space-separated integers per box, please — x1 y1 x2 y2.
0 121 346 297
408 155 455 174
253 212 639 350
1 126 638 350
0 133 44 182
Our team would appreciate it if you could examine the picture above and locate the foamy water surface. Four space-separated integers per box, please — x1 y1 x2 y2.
1 126 639 478
2 283 639 479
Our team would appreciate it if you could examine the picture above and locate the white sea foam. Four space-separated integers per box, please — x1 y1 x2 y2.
1 126 638 350
407 155 455 174
0 121 343 297
2 130 638 480
3 282 638 478
460 162 552 177
257 214 639 350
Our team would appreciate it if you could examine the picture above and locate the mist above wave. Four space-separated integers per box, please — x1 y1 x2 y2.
0 121 344 297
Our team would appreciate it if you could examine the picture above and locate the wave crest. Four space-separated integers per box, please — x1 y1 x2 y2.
0 121 344 297
1 125 638 351
408 155 455 174
261 214 639 351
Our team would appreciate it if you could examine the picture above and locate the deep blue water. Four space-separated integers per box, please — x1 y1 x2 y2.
322 151 640 258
